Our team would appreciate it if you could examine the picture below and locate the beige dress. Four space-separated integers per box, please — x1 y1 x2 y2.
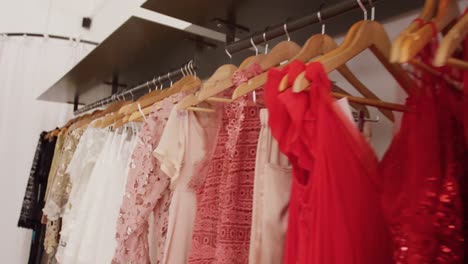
154 106 220 264
43 128 84 256
249 109 292 264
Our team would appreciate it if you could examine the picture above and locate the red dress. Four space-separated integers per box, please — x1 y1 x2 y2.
379 28 466 263
265 60 393 264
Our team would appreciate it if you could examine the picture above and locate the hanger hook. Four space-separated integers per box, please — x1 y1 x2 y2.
225 48 232 61
356 0 368 20
283 23 291 41
190 60 197 78
181 65 186 77
146 81 151 93
369 0 375 21
129 89 134 101
262 28 269 54
250 37 258 56
317 4 326 34
185 63 191 76
167 72 173 86
153 76 159 91
157 76 162 90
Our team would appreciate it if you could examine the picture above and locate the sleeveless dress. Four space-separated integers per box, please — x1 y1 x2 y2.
265 60 393 264
188 62 263 264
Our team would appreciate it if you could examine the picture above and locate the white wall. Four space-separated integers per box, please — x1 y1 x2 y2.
0 1 144 263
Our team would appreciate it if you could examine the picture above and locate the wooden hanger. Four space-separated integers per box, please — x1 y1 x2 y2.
399 0 459 63
390 0 438 63
433 10 468 69
230 40 301 100
278 31 394 121
332 83 370 117
294 20 415 95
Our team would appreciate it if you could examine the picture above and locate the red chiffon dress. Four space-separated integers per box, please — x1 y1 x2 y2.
265 60 393 264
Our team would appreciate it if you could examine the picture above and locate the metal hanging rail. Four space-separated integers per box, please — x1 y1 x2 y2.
225 0 378 54
0 32 99 46
73 60 195 115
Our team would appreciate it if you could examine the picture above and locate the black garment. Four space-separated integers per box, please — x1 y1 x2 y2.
18 132 57 264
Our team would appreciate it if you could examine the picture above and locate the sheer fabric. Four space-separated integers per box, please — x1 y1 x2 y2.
113 94 184 264
62 127 138 264
265 61 392 264
55 126 108 262
188 62 263 264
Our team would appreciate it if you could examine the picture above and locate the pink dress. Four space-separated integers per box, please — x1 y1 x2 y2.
113 94 183 264
153 106 221 264
188 63 263 264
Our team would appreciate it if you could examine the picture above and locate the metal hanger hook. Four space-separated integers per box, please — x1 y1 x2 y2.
146 81 151 93
356 0 368 20
283 23 291 41
317 10 326 34
167 72 173 86
250 37 258 56
129 90 134 101
262 29 269 54
190 60 197 78
225 48 233 60
157 76 162 90
369 0 375 21
152 77 157 90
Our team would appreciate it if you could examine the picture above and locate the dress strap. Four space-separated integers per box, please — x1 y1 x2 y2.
137 103 147 122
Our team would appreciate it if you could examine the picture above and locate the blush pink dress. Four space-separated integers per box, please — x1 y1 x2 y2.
153 106 221 264
113 94 183 264
188 63 263 264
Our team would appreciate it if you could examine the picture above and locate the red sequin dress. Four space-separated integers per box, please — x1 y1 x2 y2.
379 27 466 263
265 60 393 264
188 63 263 264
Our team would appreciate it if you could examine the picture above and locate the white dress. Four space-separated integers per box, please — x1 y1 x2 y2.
62 126 138 264
56 126 109 263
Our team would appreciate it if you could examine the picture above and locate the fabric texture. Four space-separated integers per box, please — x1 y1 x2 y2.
62 126 137 264
55 126 108 263
265 60 393 264
248 109 291 264
18 132 56 264
43 129 84 256
188 62 263 264
113 94 183 264
153 106 220 264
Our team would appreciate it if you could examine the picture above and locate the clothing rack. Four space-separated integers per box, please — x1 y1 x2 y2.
0 32 99 46
73 61 195 115
225 0 379 54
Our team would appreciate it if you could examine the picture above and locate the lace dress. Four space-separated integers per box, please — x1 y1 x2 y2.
18 132 57 264
188 62 263 264
113 94 184 264
62 126 138 264
43 128 84 256
55 126 109 262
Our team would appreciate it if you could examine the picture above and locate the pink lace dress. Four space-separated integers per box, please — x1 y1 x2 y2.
188 63 263 264
113 94 184 264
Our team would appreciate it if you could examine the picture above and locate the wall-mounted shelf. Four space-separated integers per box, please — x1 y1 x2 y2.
38 16 222 105
142 0 425 44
